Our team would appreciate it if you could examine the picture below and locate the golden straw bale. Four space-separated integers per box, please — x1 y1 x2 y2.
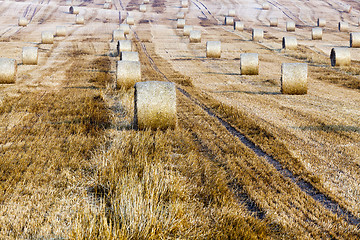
281 63 307 95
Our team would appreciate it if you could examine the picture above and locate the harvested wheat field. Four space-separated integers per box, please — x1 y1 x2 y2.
0 0 360 239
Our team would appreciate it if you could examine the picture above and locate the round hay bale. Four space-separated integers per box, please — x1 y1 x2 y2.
311 27 322 40
281 63 307 95
181 0 188 8
117 40 132 55
206 41 221 58
177 19 185 28
119 24 130 35
113 29 125 41
75 15 85 24
126 16 135 25
120 51 139 61
350 32 360 48
252 28 263 41
105 0 112 3
104 2 112 9
0 58 16 84
269 17 278 27
22 47 38 65
338 21 349 32
176 11 185 19
69 6 79 14
317 18 326 27
56 26 67 36
330 47 350 66
41 31 54 44
282 36 297 50
344 4 352 13
183 25 193 36
189 30 201 43
116 60 141 89
134 81 177 130
234 21 244 31
225 16 234 26
228 9 236 17
18 17 28 27
262 2 270 10
143 0 150 3
139 4 146 12
240 53 259 75
286 21 295 32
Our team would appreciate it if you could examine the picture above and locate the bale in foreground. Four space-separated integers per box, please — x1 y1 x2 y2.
22 47 38 65
286 21 295 31
240 53 258 75
281 63 307 95
0 58 16 83
252 28 263 41
206 41 221 58
116 60 141 89
134 81 177 130
330 47 350 66
225 17 234 26
350 32 360 47
282 36 297 50
338 22 349 32
234 21 244 31
311 27 322 40
41 31 54 44
317 18 326 27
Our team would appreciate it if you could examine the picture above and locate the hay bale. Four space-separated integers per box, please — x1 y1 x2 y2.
269 17 278 27
134 81 176 130
0 58 16 84
176 11 185 19
119 24 130 35
225 16 234 26
189 30 201 43
317 18 326 27
338 21 349 32
116 60 141 89
330 47 350 66
18 17 28 27
206 41 221 58
252 28 263 41
177 19 185 28
139 4 146 12
75 15 85 24
22 47 38 65
69 6 79 14
120 51 139 61
240 53 258 75
113 29 125 41
234 21 244 31
286 21 295 32
281 63 307 95
282 36 297 50
104 2 112 9
262 2 270 10
56 26 67 36
143 0 150 3
344 4 352 13
117 40 132 55
127 16 135 25
41 31 54 44
228 9 236 17
350 32 360 48
183 25 193 36
181 0 188 8
311 27 322 40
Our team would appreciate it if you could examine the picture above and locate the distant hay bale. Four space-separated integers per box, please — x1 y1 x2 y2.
75 15 85 24
269 17 278 27
69 6 79 14
234 21 244 31
286 21 295 31
41 31 54 44
143 0 149 3
350 32 360 48
240 53 259 75
134 81 177 130
344 4 352 13
103 2 112 9
282 36 297 50
338 21 349 32
126 16 135 25
183 25 193 36
281 63 307 95
311 27 322 40
120 51 139 61
22 47 38 65
181 0 188 8
116 60 141 89
177 19 185 28
206 41 221 58
228 9 236 17
18 17 28 27
317 18 326 27
139 4 146 12
176 11 185 19
330 47 350 66
113 29 125 41
56 26 67 36
262 2 270 10
189 30 201 43
0 58 16 84
119 24 130 35
225 16 234 26
252 28 263 41
105 0 112 3
117 40 132 55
